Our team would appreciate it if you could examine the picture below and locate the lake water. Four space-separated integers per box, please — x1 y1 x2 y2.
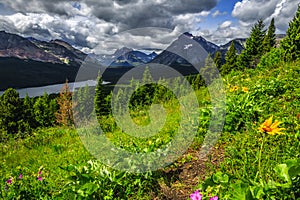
0 80 110 98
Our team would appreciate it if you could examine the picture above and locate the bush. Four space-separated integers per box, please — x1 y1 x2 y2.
257 48 283 69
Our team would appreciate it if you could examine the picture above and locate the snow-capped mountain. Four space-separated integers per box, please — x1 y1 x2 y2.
93 47 158 68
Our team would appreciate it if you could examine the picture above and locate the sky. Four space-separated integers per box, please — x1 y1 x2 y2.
0 0 299 54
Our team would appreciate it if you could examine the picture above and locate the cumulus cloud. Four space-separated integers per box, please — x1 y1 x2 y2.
219 21 232 29
232 0 300 32
0 0 299 54
0 0 218 54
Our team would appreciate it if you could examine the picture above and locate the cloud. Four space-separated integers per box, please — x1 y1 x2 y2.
1 0 217 30
232 0 300 32
0 0 218 54
219 21 232 29
212 10 227 17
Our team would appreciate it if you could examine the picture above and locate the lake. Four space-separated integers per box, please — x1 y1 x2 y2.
0 80 110 98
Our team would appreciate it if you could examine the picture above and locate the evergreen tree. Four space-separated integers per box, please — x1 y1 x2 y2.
213 51 222 70
200 54 219 85
139 66 155 106
94 73 106 118
22 94 36 130
75 84 94 121
238 19 266 68
55 80 75 126
281 5 300 61
34 93 54 127
142 66 153 84
0 88 23 134
221 41 238 74
263 18 276 53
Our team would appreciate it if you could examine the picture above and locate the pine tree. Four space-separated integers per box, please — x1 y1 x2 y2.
22 94 36 130
55 80 75 126
142 66 153 84
34 93 55 127
263 18 276 53
281 5 300 61
0 88 23 134
238 19 266 68
221 41 238 74
94 73 105 118
213 51 222 70
200 54 219 85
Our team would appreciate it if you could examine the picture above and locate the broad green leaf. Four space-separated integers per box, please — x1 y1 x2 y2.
212 172 229 184
274 164 291 183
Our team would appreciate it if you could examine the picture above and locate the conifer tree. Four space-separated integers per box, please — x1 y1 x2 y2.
221 41 237 74
34 92 56 127
0 88 23 134
213 51 222 70
94 73 105 118
263 18 276 53
22 94 36 129
237 19 266 68
281 5 300 61
200 54 218 84
55 80 75 126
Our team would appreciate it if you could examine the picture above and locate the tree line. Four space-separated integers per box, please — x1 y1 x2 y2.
1 5 299 139
213 5 300 74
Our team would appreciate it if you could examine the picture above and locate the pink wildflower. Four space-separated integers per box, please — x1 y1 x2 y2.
190 190 202 200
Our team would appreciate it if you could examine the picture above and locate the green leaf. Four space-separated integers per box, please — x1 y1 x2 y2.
212 172 229 184
77 182 99 197
274 164 291 183
230 182 252 200
289 166 300 179
249 185 265 199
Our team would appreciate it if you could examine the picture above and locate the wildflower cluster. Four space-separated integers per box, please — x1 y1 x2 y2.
228 84 249 93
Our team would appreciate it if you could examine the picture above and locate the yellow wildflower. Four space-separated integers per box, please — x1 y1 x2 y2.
242 87 249 93
230 86 239 92
258 116 285 135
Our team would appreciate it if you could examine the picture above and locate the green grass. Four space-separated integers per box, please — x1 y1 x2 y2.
0 62 299 199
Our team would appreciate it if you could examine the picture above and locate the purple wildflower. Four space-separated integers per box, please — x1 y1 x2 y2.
18 174 23 179
6 178 12 185
38 171 42 175
210 196 218 200
37 176 43 181
190 190 202 200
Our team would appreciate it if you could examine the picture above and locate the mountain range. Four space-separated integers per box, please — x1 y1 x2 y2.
0 30 283 90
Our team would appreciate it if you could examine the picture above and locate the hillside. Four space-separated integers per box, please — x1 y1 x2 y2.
0 58 299 199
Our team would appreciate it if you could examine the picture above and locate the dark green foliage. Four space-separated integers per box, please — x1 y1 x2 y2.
281 5 300 61
0 88 23 134
221 41 238 75
22 94 36 130
75 84 95 121
258 47 284 69
214 51 222 70
0 89 58 138
262 18 276 53
94 73 111 118
200 54 219 85
237 19 266 68
34 93 56 127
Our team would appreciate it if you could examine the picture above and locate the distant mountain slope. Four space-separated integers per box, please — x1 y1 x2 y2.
0 30 287 90
0 31 87 66
94 47 158 67
150 32 219 71
0 31 89 90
